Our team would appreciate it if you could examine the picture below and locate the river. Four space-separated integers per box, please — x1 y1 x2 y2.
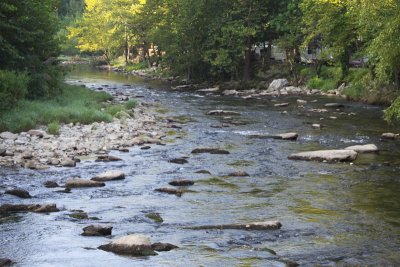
1 67 400 266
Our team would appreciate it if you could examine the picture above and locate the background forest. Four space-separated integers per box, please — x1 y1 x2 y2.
1 0 400 124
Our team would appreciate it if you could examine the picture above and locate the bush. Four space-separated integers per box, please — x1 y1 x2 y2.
385 96 400 123
47 121 60 135
27 65 64 99
0 70 29 112
307 76 324 89
125 100 137 109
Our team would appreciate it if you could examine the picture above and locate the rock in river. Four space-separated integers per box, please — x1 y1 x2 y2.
288 149 358 162
381 132 399 140
344 144 379 153
168 179 195 186
95 155 122 162
44 180 59 188
189 221 282 230
91 170 125 182
0 204 59 213
5 188 32 199
98 234 157 256
151 243 179 252
272 132 298 141
206 110 240 116
191 148 230 154
65 178 105 188
155 187 183 197
168 158 188 164
228 171 249 177
82 225 113 236
0 258 12 266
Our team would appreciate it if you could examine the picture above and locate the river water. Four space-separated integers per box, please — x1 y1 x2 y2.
1 67 400 266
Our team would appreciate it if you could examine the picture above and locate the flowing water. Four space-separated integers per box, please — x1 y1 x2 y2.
1 67 400 266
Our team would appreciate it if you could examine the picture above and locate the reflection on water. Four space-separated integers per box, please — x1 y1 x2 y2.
1 66 399 266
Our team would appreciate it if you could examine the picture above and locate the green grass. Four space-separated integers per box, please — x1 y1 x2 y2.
0 83 135 133
47 121 60 135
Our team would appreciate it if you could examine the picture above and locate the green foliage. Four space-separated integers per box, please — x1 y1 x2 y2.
385 97 400 124
306 66 341 91
125 100 137 109
47 121 60 135
0 70 29 112
0 84 115 132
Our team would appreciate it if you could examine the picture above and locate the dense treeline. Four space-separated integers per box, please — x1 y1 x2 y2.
1 0 400 123
67 0 400 122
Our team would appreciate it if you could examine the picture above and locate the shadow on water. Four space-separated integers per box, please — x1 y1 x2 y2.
1 65 399 266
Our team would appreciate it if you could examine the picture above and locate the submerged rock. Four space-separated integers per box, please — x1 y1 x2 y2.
151 243 179 252
82 225 113 236
168 180 195 186
65 178 105 188
0 258 12 266
206 110 240 116
44 180 59 188
189 220 282 230
197 87 220 93
168 158 188 164
61 158 76 167
5 188 31 199
98 234 157 256
288 149 358 162
344 144 379 153
154 188 183 197
91 170 125 182
191 148 230 154
228 171 249 177
274 103 289 107
324 103 344 108
34 204 59 213
195 170 212 174
145 212 163 223
95 155 122 162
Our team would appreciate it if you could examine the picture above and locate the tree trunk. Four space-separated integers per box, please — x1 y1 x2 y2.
124 29 128 65
243 38 252 81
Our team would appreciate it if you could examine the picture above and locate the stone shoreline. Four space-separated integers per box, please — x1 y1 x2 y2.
0 103 167 169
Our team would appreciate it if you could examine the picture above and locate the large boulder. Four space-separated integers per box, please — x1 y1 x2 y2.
288 149 358 162
344 144 379 153
267 79 288 92
91 170 125 182
98 234 157 256
381 133 399 140
65 178 105 188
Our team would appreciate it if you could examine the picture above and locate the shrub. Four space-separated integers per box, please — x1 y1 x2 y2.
0 70 29 112
307 76 324 89
125 100 137 109
384 96 400 123
27 65 64 99
47 121 60 135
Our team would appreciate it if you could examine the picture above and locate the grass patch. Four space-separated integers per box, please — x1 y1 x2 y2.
47 121 60 135
0 83 133 133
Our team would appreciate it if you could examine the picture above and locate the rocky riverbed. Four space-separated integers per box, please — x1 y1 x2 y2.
1 67 400 266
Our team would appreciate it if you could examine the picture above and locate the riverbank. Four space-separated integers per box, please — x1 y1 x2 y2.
0 83 167 169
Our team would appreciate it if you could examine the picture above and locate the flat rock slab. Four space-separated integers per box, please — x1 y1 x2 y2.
82 225 113 236
0 204 59 213
91 170 125 182
66 178 105 188
98 234 157 256
191 148 230 154
28 129 45 138
189 221 282 230
288 149 358 162
0 132 17 140
344 144 379 153
197 87 220 93
272 132 298 141
5 188 31 199
155 188 183 197
274 103 289 107
206 110 240 116
168 180 195 186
